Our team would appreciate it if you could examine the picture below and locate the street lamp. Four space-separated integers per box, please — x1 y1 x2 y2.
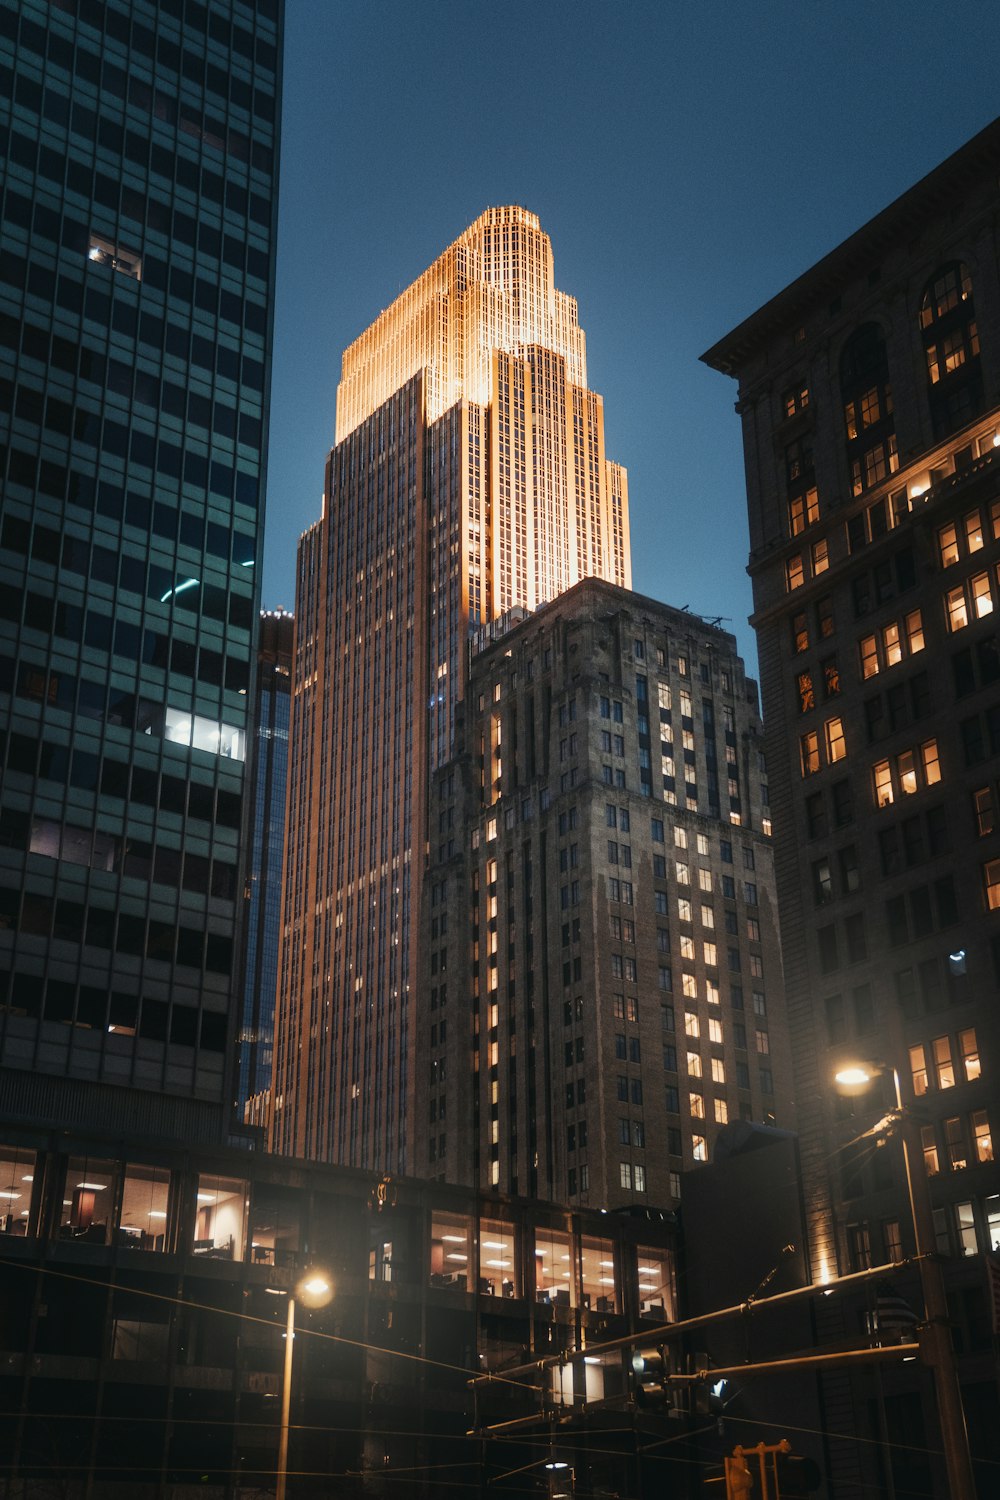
833 1062 975 1500
275 1270 333 1500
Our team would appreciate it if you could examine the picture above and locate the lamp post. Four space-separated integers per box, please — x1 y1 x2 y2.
835 1064 975 1500
275 1271 332 1500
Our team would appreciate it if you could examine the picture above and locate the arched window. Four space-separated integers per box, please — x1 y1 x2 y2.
920 262 982 441
840 324 898 497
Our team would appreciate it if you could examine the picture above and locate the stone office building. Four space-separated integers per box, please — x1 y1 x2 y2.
702 118 1000 1496
415 578 791 1210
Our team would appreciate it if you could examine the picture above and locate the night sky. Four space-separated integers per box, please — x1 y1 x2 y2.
263 0 997 676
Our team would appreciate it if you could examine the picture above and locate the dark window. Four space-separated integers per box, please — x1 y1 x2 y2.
840 323 897 497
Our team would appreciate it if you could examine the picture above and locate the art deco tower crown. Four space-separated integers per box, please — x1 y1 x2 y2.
272 209 631 1169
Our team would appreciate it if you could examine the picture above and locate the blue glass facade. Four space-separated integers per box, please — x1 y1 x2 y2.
237 608 291 1124
0 0 281 1139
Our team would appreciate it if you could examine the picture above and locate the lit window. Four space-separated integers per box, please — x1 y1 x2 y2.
984 859 1000 910
714 1098 728 1124
938 523 960 567
965 510 985 553
784 384 810 419
825 717 846 762
708 1018 723 1045
971 572 993 619
682 974 697 998
680 936 695 960
685 1012 700 1039
429 1212 471 1289
906 611 925 653
194 1175 248 1260
946 586 968 632
703 942 717 966
959 1029 980 1082
786 555 805 591
788 487 819 535
910 1044 928 1095
812 539 829 575
690 1092 705 1118
692 1135 707 1163
800 731 820 777
859 635 879 679
797 671 815 713
942 329 967 374
119 1165 171 1253
955 1202 978 1256
678 898 692 922
932 1036 955 1089
882 622 903 666
873 760 893 808
792 612 809 653
898 750 917 796
921 740 941 785
972 1111 993 1164
88 233 142 281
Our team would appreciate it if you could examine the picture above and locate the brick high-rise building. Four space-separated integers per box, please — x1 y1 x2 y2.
702 120 1000 1495
416 579 789 1207
271 208 631 1167
0 0 282 1142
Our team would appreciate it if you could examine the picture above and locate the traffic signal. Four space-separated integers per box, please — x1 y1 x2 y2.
631 1346 673 1408
690 1351 725 1418
773 1450 821 1497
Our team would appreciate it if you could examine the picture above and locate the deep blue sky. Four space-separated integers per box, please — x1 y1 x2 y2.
263 0 997 675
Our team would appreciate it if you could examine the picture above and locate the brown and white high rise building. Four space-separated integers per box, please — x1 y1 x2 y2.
271 209 631 1167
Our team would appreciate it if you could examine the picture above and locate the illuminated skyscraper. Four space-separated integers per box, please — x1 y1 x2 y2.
272 208 631 1167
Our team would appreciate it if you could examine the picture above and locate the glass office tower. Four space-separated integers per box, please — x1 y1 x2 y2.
0 0 282 1141
236 608 292 1128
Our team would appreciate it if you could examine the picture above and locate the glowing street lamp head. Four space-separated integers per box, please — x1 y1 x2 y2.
296 1271 333 1307
835 1066 873 1089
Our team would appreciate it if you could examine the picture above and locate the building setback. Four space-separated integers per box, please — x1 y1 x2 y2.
416 579 789 1208
703 118 1000 1496
237 608 293 1127
0 0 282 1143
272 209 631 1170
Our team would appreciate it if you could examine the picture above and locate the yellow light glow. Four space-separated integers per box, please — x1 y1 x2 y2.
835 1066 873 1087
301 1275 331 1298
